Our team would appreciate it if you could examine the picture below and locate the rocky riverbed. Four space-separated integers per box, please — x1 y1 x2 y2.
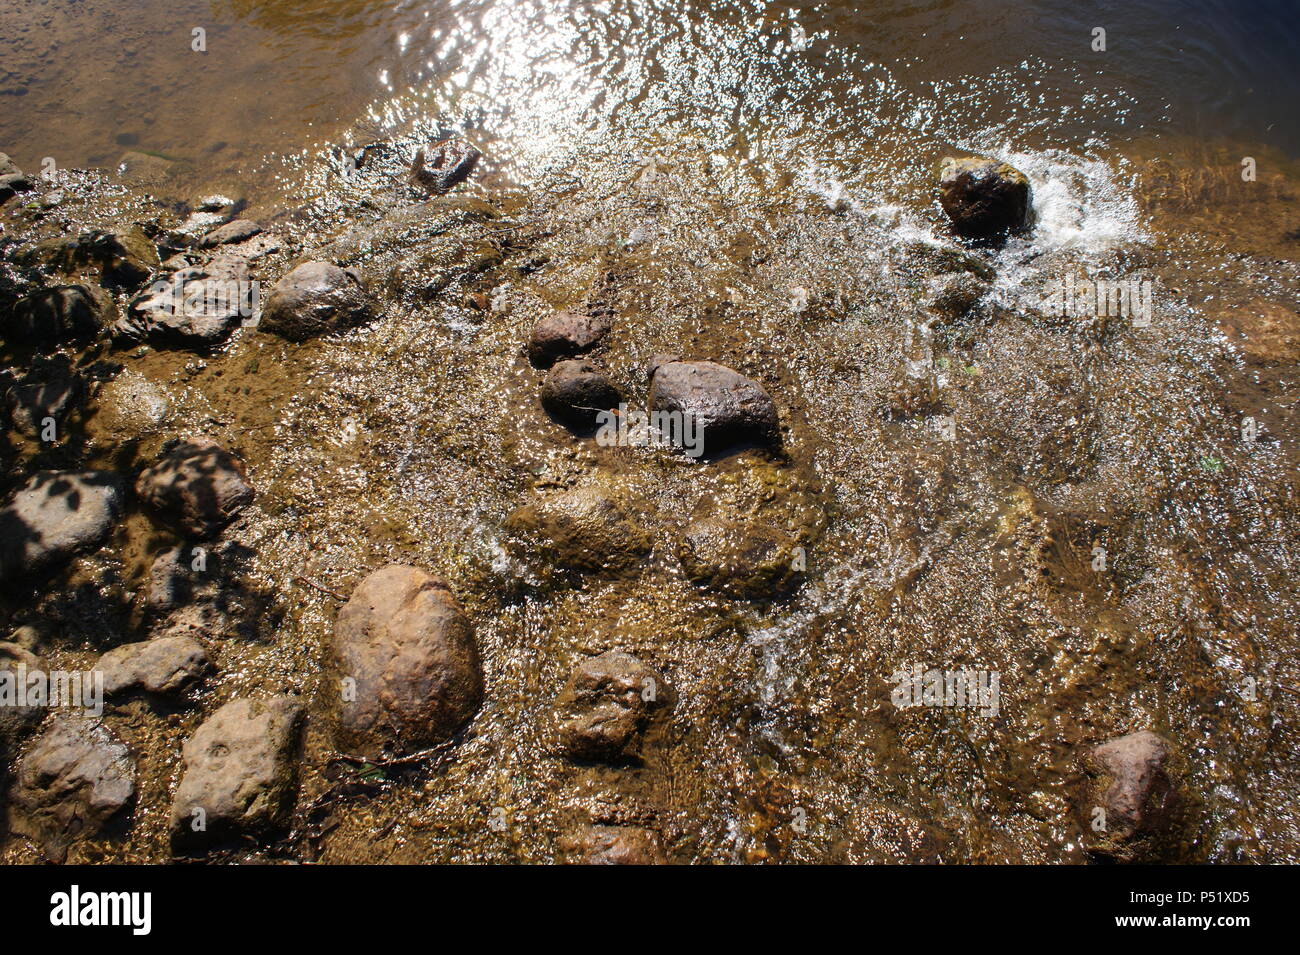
0 128 1297 864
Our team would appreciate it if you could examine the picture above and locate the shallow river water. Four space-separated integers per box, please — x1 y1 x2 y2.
0 1 1298 864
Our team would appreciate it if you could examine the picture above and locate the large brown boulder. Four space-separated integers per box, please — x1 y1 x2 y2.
328 565 483 758
135 438 254 538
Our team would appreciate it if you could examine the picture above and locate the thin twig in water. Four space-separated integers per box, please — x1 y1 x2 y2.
295 577 347 601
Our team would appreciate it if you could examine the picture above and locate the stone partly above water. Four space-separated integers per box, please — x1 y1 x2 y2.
7 716 136 859
259 261 374 341
0 470 124 581
135 438 255 539
648 360 780 455
408 137 481 196
540 358 622 427
121 255 253 348
528 310 612 368
169 696 304 852
937 155 1033 241
328 565 483 759
1083 729 1179 862
197 218 262 250
553 650 670 762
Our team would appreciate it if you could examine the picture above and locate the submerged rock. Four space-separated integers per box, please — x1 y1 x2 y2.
560 824 666 865
505 486 652 577
553 650 670 762
259 261 374 341
4 283 117 344
648 360 780 455
170 696 304 851
409 138 481 195
937 155 1033 241
96 634 212 698
677 518 802 599
540 359 622 426
7 716 135 857
528 310 612 368
91 369 171 442
197 219 262 249
1084 729 1178 862
329 565 483 758
0 471 125 581
135 438 255 538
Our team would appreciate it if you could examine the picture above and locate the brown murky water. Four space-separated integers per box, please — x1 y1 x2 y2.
1 0 1298 863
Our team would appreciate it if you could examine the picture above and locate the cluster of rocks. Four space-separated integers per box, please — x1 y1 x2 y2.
0 142 1198 866
527 306 782 457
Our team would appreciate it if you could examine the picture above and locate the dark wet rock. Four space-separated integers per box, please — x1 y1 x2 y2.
197 218 262 249
560 824 666 865
835 805 946 864
328 565 483 759
678 518 802 599
169 696 304 851
409 138 481 195
937 155 1033 241
553 650 669 762
135 438 255 538
259 261 374 341
0 642 46 753
1084 729 1178 861
505 486 652 577
541 359 622 426
96 634 212 698
528 310 612 368
7 716 135 857
5 357 86 439
120 255 252 348
648 360 780 454
0 471 125 582
4 283 116 344
70 227 161 290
